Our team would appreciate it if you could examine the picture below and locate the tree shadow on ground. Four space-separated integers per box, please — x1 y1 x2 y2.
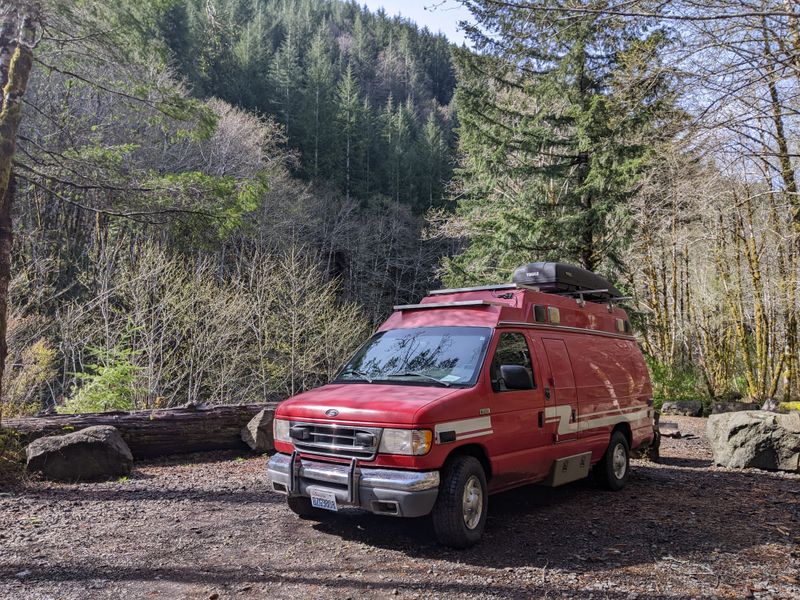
309 463 799 573
0 562 696 599
656 456 713 468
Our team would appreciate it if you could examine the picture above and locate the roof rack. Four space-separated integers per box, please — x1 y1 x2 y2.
553 289 633 304
393 300 503 311
429 283 518 295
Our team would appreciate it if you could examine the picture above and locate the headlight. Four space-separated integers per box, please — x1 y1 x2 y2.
378 429 432 456
273 419 291 443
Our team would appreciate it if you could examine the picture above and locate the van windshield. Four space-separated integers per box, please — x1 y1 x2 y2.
335 326 492 387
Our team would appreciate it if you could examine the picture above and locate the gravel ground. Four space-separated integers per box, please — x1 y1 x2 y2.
1 416 799 600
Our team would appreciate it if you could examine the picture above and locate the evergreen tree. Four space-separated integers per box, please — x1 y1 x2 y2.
303 26 337 180
417 110 450 210
269 28 303 144
444 0 680 283
336 64 362 200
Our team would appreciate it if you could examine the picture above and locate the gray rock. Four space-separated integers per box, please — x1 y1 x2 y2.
760 397 781 412
706 411 800 472
711 401 761 414
26 425 133 481
660 400 702 416
241 407 276 453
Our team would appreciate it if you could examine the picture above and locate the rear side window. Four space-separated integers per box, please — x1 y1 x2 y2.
533 305 547 323
490 332 535 391
548 307 560 324
616 318 631 333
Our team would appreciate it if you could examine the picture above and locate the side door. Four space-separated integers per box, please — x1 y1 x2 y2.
541 337 579 444
486 331 550 485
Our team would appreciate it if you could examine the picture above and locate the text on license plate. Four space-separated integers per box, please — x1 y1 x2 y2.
310 489 338 511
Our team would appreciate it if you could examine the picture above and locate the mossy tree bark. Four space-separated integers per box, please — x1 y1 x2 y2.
0 3 39 425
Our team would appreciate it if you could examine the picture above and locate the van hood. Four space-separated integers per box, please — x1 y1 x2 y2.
276 383 458 426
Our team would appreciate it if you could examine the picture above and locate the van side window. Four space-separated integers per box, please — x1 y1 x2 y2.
490 332 535 392
533 305 547 323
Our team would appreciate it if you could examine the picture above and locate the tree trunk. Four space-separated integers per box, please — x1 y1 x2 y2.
0 16 36 425
4 402 279 458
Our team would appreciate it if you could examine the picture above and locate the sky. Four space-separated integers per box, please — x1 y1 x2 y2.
360 1 473 46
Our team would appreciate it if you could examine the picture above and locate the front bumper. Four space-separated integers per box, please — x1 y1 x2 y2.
267 452 439 517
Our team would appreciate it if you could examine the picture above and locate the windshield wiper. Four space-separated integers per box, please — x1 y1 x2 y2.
386 371 451 387
338 368 372 383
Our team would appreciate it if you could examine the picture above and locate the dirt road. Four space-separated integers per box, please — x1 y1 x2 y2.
1 416 798 599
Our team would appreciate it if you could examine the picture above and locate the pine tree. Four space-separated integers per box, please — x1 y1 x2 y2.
444 0 679 283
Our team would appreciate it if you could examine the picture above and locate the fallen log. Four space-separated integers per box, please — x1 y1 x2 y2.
3 402 279 459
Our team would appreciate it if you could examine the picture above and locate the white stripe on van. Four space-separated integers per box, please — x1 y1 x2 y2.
579 405 645 419
435 417 493 442
546 405 650 436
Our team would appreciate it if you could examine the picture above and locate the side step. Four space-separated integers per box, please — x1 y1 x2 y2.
544 451 592 487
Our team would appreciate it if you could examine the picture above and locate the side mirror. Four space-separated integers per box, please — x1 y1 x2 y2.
500 365 533 390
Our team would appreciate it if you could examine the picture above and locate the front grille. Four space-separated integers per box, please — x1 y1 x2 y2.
291 422 381 459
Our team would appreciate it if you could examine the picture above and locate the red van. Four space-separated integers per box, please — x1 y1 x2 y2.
267 262 655 547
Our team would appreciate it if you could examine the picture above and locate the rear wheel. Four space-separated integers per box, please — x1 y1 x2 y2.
431 456 488 548
594 431 630 491
286 495 330 520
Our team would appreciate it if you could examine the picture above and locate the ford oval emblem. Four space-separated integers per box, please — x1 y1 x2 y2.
325 409 339 417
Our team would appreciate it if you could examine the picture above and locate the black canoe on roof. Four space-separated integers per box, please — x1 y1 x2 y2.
511 262 622 300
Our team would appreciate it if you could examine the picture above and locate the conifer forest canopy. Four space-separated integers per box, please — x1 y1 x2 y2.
2 0 800 418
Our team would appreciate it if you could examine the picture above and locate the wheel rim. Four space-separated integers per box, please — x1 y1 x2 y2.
612 443 627 480
462 475 483 530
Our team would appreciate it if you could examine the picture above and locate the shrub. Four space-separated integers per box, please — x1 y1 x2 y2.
779 401 800 412
4 339 57 417
59 347 143 414
646 358 707 411
0 427 25 483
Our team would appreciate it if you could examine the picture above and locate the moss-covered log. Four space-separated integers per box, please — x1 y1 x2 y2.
4 403 279 459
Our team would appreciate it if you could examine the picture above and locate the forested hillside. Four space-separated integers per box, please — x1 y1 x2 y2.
161 0 456 209
2 0 800 420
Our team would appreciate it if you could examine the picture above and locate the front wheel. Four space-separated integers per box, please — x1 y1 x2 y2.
431 456 488 548
593 431 630 491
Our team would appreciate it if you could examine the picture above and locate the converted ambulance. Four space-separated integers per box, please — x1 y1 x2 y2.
267 262 655 547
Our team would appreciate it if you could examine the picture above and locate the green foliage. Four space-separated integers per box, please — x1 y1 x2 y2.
0 427 25 484
647 358 707 410
441 0 682 284
59 347 143 414
4 340 57 418
779 402 800 412
158 0 456 210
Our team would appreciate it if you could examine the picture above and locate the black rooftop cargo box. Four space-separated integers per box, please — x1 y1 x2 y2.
511 262 622 300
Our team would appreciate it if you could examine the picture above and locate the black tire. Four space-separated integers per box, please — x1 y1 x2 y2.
286 495 330 520
593 431 630 491
431 456 488 548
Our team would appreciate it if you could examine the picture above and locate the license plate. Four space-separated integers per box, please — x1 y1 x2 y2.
310 489 338 511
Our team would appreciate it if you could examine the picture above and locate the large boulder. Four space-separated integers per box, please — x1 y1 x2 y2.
241 407 276 453
707 411 800 472
26 425 133 481
660 400 702 417
711 401 761 414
